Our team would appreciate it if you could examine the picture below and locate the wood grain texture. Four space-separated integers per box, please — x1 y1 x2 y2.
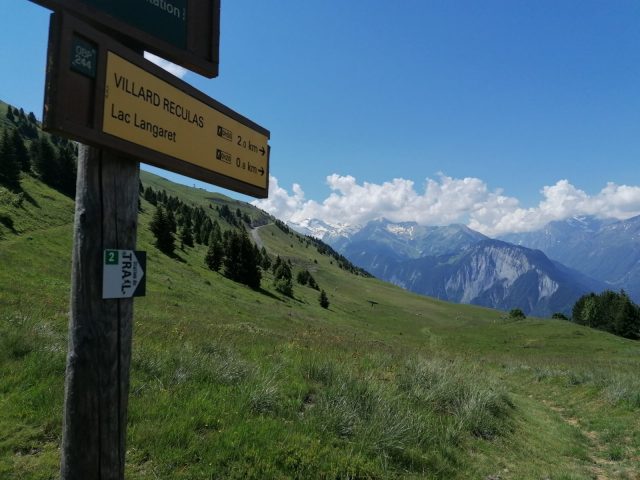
61 145 139 480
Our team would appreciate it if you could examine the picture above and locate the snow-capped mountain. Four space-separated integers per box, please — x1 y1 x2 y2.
288 218 359 244
305 218 607 316
500 215 640 301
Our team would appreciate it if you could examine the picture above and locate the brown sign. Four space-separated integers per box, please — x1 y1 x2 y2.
45 12 270 198
30 0 220 78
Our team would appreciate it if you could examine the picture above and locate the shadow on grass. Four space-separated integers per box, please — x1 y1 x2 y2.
21 190 39 208
256 288 284 302
155 247 187 263
0 214 16 233
169 251 187 263
253 285 307 304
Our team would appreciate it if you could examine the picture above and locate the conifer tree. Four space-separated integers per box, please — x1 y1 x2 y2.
180 219 194 248
319 289 329 309
260 246 271 271
272 255 282 275
296 269 309 286
31 136 57 185
0 129 21 190
273 260 293 297
222 229 261 289
205 232 224 272
210 220 222 244
56 146 77 197
149 205 175 255
198 218 212 245
11 129 29 172
6 106 14 122
222 230 241 280
240 230 262 289
166 207 177 233
144 186 157 205
572 290 640 340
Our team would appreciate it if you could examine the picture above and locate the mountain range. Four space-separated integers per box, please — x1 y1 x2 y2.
291 217 625 317
501 215 640 301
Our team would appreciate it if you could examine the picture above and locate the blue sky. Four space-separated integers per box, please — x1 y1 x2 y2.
3 1 640 235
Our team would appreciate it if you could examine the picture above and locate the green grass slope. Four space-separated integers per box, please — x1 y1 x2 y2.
1 172 639 479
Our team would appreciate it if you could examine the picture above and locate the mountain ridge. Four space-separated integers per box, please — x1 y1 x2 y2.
302 218 608 316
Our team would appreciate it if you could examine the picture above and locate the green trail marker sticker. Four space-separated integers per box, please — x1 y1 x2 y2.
105 249 119 265
103 249 146 298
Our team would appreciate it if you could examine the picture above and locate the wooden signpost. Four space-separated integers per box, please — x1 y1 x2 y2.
45 12 270 198
30 0 220 78
28 1 270 478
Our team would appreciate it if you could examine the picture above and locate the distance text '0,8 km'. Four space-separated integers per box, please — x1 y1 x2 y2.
102 52 268 189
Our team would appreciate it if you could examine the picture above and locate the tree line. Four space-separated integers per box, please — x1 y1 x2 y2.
511 290 640 341
571 290 639 340
0 103 77 197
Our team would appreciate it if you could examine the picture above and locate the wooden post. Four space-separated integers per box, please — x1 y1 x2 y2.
61 144 139 480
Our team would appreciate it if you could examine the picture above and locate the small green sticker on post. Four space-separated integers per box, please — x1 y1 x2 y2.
105 250 119 265
70 35 97 79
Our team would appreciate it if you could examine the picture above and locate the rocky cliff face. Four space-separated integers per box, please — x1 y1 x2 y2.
501 215 640 301
320 220 606 316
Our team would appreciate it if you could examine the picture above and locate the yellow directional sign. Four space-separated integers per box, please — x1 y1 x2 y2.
103 52 268 190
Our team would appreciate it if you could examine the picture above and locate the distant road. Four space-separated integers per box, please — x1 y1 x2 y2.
251 225 267 249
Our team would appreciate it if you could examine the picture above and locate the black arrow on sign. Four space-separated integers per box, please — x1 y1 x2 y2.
258 167 265 176
259 147 266 156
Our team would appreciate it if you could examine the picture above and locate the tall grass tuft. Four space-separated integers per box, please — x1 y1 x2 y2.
398 358 514 440
247 373 281 414
301 355 513 473
131 340 249 394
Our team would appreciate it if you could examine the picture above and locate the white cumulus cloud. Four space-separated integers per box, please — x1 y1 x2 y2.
252 174 640 237
144 52 188 79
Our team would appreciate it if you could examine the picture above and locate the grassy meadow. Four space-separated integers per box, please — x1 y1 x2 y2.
1 172 639 479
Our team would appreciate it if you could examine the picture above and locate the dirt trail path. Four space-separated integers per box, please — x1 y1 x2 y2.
541 400 632 480
250 225 267 249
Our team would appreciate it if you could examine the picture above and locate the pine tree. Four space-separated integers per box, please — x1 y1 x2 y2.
319 289 329 309
572 290 640 340
11 129 29 172
205 233 224 272
180 220 194 248
272 255 282 275
6 106 14 122
31 136 57 185
144 186 157 205
260 246 271 271
0 129 21 190
210 220 222 244
56 146 77 197
166 207 177 234
149 206 175 255
273 260 293 297
240 230 261 289
223 230 241 281
221 229 261 289
296 269 310 285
